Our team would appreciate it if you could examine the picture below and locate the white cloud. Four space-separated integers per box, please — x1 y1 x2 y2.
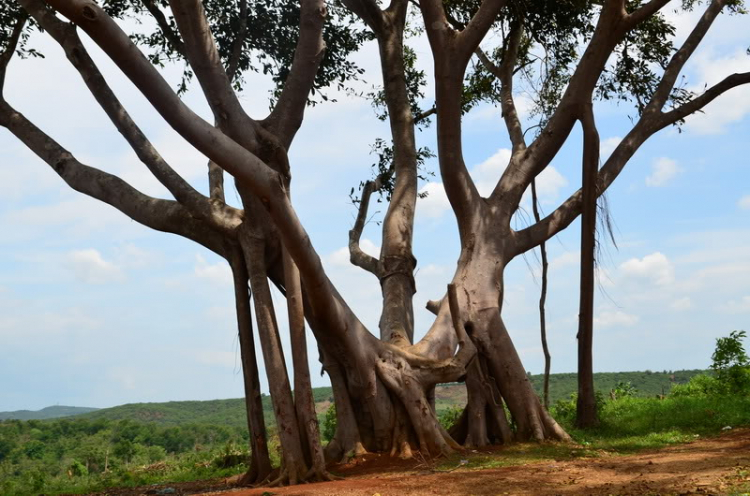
550 251 579 272
671 297 692 311
600 136 622 160
417 148 568 221
738 195 750 210
194 254 232 286
417 182 451 220
594 310 639 328
619 252 675 286
684 49 750 135
327 238 380 267
473 148 512 196
719 295 750 314
66 249 125 284
645 158 681 187
194 350 239 368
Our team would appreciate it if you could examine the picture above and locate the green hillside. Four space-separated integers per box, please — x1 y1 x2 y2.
67 370 705 427
0 406 99 421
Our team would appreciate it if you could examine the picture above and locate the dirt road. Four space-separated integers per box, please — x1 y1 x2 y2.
217 428 750 496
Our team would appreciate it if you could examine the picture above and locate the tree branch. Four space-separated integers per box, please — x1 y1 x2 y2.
168 0 254 134
496 3 628 213
264 0 328 150
456 0 507 63
0 13 27 93
643 0 727 116
140 0 185 56
348 180 382 277
44 0 279 200
657 71 750 130
20 0 241 233
341 0 385 34
624 0 672 30
477 23 525 155
226 0 249 78
0 100 225 255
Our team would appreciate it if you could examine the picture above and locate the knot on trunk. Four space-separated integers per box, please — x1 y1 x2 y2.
379 255 417 291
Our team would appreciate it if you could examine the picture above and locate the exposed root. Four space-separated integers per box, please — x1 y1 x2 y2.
304 467 342 482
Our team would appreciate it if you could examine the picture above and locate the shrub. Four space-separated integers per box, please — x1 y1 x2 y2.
670 374 722 397
438 405 464 431
711 330 750 395
322 404 337 443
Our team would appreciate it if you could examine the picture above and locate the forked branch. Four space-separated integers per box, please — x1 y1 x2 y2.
349 180 383 277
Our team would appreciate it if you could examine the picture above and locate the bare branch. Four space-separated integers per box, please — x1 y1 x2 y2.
349 180 382 277
168 0 254 132
643 0 727 116
226 0 249 78
625 0 672 29
140 0 185 56
476 22 525 155
658 71 750 130
341 0 385 33
456 0 507 62
44 0 279 200
20 0 240 233
497 3 629 212
414 106 436 123
0 100 225 255
0 13 27 93
264 0 327 149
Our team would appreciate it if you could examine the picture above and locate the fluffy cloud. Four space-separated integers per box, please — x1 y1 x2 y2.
600 136 622 160
66 249 125 284
645 158 681 187
684 49 750 135
417 148 568 220
719 295 750 314
619 252 675 286
194 254 232 287
594 310 639 328
738 195 750 210
671 297 692 311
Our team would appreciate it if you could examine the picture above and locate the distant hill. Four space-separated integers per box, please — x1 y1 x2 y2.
65 370 706 428
0 405 99 421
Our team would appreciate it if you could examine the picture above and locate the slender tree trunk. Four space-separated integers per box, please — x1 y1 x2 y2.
282 245 331 480
530 179 552 409
229 249 272 484
241 222 309 484
576 108 600 429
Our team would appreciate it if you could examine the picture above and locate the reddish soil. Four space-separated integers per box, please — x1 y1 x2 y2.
102 428 750 496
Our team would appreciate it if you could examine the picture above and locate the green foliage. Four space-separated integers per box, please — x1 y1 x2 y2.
68 459 88 477
438 405 464 431
670 374 723 397
322 404 337 443
610 381 638 400
550 391 606 425
711 330 750 394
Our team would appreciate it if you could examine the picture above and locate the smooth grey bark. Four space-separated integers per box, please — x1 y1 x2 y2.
3 0 749 482
531 180 552 410
576 107 600 429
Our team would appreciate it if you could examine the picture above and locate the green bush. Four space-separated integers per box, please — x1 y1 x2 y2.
670 374 722 397
438 405 463 431
322 404 337 443
69 459 89 477
711 330 750 394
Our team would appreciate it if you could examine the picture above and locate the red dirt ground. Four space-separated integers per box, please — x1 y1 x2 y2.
101 428 750 496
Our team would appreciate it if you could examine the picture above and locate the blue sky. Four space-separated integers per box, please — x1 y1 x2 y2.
0 4 748 411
